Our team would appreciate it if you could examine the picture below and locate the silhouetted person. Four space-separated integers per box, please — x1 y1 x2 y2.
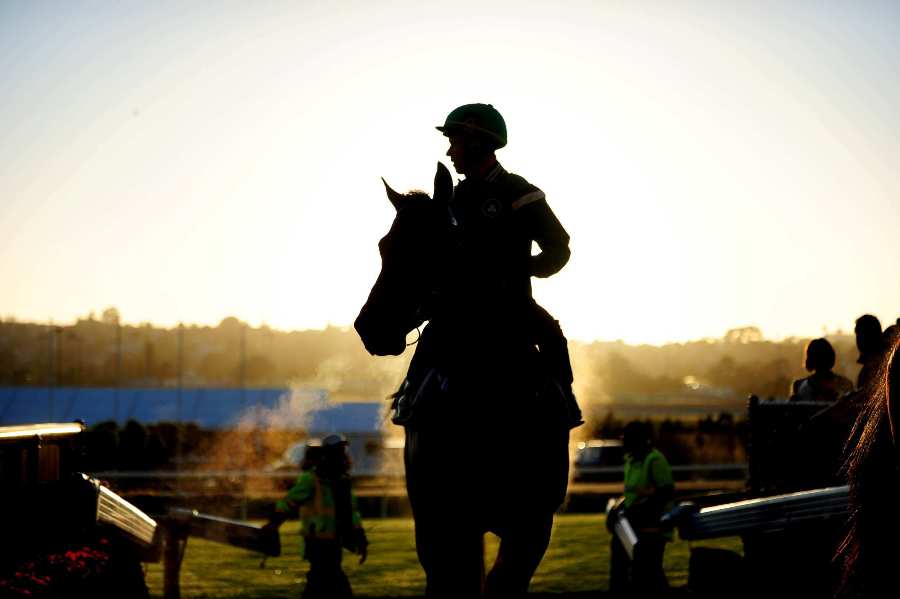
790 338 853 402
841 329 900 597
609 421 674 597
437 103 581 427
358 107 575 598
855 314 883 392
300 443 322 472
882 318 900 346
264 435 367 599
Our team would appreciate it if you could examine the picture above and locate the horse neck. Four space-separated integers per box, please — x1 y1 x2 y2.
426 313 537 371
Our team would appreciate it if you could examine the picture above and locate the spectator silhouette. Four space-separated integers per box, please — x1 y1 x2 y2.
855 314 883 391
841 328 900 596
882 318 900 345
790 338 853 402
609 421 674 597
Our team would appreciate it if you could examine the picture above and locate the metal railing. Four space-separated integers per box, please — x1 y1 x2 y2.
90 462 748 482
573 463 747 475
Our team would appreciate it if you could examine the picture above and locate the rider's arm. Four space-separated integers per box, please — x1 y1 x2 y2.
512 191 571 278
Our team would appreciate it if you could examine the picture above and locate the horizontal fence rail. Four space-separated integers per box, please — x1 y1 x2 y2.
574 463 747 475
89 463 749 480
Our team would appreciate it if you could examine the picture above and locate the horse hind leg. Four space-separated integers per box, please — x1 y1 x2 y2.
483 514 554 598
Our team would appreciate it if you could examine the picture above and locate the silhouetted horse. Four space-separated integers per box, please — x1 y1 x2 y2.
355 163 570 598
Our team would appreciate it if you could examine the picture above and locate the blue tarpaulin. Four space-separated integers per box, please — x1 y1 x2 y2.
0 387 383 432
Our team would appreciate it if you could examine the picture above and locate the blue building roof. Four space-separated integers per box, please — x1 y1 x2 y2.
0 387 384 433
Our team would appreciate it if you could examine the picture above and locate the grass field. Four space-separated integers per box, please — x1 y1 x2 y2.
145 515 742 597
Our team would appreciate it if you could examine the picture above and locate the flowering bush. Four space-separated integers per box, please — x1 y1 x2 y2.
0 538 146 598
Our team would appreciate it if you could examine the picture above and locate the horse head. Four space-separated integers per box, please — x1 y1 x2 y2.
354 162 454 356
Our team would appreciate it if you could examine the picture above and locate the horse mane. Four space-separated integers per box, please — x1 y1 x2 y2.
403 190 431 202
840 330 900 593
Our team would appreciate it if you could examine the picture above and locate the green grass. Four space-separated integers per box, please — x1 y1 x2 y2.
145 515 742 597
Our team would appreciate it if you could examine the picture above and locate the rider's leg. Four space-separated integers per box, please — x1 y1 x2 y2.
527 302 582 428
528 301 574 386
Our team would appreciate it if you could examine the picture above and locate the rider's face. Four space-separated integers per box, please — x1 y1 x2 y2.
446 134 469 174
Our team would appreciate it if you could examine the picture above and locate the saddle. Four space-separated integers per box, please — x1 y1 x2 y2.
390 368 446 428
390 366 582 430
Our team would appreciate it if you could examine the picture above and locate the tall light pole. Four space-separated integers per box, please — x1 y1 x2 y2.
240 325 247 401
239 323 248 520
68 332 83 387
176 323 184 488
47 322 54 419
55 326 63 389
114 320 122 423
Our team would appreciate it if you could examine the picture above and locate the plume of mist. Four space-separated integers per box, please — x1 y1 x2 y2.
571 342 610 441
198 385 331 495
235 386 328 432
301 352 411 402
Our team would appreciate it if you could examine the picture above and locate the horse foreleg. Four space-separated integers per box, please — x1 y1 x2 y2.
483 513 553 598
414 516 485 598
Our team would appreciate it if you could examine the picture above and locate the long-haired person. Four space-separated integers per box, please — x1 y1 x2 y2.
841 328 900 596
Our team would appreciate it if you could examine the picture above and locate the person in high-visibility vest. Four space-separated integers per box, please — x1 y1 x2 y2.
265 434 368 599
609 421 674 597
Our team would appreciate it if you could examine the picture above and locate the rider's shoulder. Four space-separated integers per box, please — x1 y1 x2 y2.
493 168 537 192
494 170 545 211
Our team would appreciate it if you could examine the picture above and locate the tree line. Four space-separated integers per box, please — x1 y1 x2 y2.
0 312 863 405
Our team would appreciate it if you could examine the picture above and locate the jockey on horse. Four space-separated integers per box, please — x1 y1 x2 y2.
356 104 579 597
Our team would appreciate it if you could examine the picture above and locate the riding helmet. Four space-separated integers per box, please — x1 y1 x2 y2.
436 103 507 149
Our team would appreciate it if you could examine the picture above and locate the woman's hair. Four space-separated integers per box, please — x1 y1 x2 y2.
805 337 837 372
841 330 900 594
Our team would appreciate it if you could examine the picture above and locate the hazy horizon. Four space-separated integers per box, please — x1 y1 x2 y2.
0 309 887 347
2 2 899 345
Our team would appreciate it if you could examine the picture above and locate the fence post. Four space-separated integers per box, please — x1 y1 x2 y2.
163 523 188 599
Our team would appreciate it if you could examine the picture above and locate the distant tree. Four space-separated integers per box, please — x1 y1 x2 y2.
217 316 243 332
144 341 156 383
659 418 688 434
595 410 622 438
705 355 738 389
198 351 234 385
244 354 276 385
602 352 644 396
153 423 179 461
85 421 119 472
724 326 763 344
0 348 14 384
101 307 121 326
118 420 147 470
600 352 683 396
145 427 170 468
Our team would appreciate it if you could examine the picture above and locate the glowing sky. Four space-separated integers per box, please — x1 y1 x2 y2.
1 1 898 344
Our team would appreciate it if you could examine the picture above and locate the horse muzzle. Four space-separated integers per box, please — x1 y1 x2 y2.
354 309 408 356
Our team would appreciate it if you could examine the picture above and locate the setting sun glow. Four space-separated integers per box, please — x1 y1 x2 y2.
2 2 898 344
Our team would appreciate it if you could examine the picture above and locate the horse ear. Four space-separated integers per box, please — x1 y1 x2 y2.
433 162 454 203
381 178 405 211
